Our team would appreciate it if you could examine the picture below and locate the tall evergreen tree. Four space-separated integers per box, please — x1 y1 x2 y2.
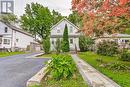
62 24 70 52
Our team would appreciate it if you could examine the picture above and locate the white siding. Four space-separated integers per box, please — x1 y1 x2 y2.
0 22 34 49
51 20 79 36
50 19 80 51
12 30 34 48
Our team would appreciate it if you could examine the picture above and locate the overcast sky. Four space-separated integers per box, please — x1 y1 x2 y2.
14 0 72 17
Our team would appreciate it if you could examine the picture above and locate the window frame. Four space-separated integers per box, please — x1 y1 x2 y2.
3 39 10 45
70 39 73 44
5 27 8 33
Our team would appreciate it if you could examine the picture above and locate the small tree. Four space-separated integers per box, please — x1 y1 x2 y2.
42 38 50 54
79 36 94 52
55 38 61 54
62 24 70 52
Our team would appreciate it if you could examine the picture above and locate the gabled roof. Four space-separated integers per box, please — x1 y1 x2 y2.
51 18 80 30
0 21 33 37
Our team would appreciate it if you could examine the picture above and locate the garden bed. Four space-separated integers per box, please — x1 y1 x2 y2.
78 52 130 87
33 54 87 87
42 70 87 87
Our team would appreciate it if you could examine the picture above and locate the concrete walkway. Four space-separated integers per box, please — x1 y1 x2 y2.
71 54 120 87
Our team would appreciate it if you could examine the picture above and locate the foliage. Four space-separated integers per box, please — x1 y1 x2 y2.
0 14 17 24
62 24 70 52
78 52 130 87
44 70 88 87
71 0 130 36
119 49 130 61
20 3 53 39
52 10 63 25
47 54 76 80
68 11 82 28
42 38 50 54
55 38 61 54
107 62 128 71
79 36 94 52
97 40 118 56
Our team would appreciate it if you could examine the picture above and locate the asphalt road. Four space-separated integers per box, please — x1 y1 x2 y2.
0 52 49 87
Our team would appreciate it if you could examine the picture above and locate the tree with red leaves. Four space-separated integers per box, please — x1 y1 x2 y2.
72 0 130 36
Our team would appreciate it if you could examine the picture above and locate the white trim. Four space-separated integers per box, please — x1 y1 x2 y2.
51 18 80 30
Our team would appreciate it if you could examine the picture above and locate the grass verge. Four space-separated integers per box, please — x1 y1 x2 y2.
0 51 25 58
78 52 130 87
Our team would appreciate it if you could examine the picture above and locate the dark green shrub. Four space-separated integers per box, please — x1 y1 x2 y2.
107 62 128 71
62 24 70 52
97 40 118 56
79 36 94 52
119 49 130 61
42 38 50 54
47 54 76 80
54 38 61 54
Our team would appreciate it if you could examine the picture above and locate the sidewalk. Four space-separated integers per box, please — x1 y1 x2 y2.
71 54 120 87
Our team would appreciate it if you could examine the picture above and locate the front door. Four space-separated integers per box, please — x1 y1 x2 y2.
69 38 75 51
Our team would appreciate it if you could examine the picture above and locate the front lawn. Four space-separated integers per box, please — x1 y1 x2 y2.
0 51 25 58
78 52 130 87
37 53 56 58
37 52 70 58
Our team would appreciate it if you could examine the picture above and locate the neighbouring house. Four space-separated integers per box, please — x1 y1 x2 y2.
95 33 130 49
50 18 80 51
0 21 37 51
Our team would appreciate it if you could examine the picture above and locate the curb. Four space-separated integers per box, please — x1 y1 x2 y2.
26 53 44 58
26 60 51 87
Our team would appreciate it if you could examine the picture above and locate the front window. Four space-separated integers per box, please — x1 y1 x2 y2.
52 40 54 45
70 39 73 44
70 26 73 33
3 39 10 45
5 27 8 33
57 30 60 33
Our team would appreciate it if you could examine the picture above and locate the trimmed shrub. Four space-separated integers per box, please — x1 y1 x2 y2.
55 38 61 54
97 40 118 56
119 49 130 61
42 38 50 54
47 54 76 80
79 36 94 52
62 24 70 52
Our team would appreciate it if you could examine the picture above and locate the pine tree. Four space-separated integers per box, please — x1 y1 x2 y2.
62 24 70 52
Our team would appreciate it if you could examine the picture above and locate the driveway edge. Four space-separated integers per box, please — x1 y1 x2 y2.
26 60 51 87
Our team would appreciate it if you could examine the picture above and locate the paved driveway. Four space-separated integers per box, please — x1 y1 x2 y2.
0 52 49 87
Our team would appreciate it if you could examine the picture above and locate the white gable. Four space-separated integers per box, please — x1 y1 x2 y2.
51 18 80 36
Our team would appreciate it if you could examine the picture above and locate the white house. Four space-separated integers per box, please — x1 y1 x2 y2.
0 21 35 51
95 33 130 49
50 18 80 51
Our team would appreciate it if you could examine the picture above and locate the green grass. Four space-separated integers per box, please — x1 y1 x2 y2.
37 52 70 58
42 70 87 87
0 51 25 58
78 52 130 87
37 53 56 58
